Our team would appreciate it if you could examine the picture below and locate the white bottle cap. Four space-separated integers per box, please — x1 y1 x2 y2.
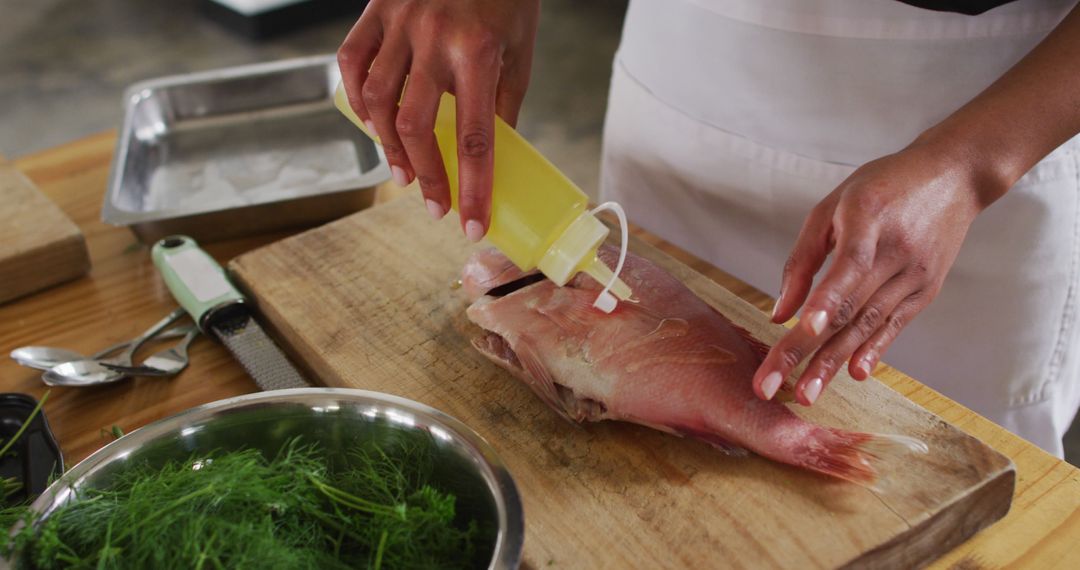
587 202 631 312
593 291 618 314
537 201 632 312
537 210 609 286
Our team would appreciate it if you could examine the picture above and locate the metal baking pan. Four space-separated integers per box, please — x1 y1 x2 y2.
103 55 390 243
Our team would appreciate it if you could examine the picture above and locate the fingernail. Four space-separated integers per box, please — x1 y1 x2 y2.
364 119 378 138
771 293 784 320
425 199 445 221
807 310 828 336
391 165 410 187
803 377 823 405
761 371 782 400
465 219 485 242
858 355 875 378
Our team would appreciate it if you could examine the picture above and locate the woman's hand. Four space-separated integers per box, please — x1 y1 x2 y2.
752 1 1080 406
751 141 997 406
338 0 541 240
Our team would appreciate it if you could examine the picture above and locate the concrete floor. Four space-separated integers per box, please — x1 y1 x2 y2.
4 0 1079 465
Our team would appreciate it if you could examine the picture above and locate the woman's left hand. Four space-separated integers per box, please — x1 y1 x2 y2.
751 140 996 405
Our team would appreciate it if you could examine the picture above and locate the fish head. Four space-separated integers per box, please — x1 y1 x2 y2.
466 279 626 351
464 249 653 422
460 249 539 302
462 248 707 366
467 281 633 423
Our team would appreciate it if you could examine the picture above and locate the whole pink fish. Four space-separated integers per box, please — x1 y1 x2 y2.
463 247 925 485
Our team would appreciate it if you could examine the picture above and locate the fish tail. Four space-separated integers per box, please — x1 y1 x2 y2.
800 428 928 488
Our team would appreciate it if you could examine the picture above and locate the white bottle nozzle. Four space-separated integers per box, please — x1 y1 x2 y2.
588 201 630 313
537 201 632 312
582 259 632 303
594 291 619 314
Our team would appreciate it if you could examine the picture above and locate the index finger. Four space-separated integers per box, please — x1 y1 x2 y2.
772 202 834 323
753 235 890 404
453 66 499 242
337 15 382 125
798 233 882 338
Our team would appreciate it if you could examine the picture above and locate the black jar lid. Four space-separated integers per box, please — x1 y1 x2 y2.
0 393 64 505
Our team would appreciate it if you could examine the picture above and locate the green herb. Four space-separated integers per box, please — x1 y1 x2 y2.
8 437 485 569
97 426 123 441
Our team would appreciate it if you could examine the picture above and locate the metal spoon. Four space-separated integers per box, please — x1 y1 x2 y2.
102 326 199 377
10 327 190 371
42 308 186 387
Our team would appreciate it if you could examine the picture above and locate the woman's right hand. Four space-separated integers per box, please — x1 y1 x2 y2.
338 0 541 241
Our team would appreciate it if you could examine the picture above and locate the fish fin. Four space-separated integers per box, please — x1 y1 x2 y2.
625 417 682 437
471 332 520 372
629 418 750 457
513 337 577 424
724 317 773 364
676 425 750 457
536 290 598 336
704 439 750 457
800 429 929 489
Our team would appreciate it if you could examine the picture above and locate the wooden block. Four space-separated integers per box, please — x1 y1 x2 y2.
229 195 1015 569
0 158 91 304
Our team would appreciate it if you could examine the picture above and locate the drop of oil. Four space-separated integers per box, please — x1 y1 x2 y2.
449 279 463 290
617 317 691 355
645 318 690 340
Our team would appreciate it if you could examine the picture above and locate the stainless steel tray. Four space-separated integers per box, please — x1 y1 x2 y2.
103 55 390 243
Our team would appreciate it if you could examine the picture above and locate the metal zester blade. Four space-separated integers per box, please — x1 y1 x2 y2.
213 313 308 391
152 235 311 391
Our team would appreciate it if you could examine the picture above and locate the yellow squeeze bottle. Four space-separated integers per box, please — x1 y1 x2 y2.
334 83 632 310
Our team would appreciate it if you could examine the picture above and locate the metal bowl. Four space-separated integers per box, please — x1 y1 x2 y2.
21 389 523 569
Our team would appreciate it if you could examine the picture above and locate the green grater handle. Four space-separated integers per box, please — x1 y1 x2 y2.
151 235 245 331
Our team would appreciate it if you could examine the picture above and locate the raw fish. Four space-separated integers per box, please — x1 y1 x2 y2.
463 247 926 485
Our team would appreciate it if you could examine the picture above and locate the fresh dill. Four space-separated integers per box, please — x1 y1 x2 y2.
6 437 487 569
97 426 123 441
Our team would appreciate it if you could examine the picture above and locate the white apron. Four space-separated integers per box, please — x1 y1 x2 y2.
601 0 1080 456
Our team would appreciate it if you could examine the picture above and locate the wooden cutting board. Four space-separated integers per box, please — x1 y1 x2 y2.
229 195 1014 569
0 157 90 304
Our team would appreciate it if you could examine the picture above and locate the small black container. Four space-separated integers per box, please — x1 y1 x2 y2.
0 394 63 505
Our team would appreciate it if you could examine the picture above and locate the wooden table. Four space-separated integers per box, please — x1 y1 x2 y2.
1 132 1078 568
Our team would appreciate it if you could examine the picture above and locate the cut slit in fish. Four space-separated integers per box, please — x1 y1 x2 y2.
486 273 546 298
463 246 928 487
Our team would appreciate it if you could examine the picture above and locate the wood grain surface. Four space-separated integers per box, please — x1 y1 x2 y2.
0 157 90 304
0 133 1077 569
229 194 1013 569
